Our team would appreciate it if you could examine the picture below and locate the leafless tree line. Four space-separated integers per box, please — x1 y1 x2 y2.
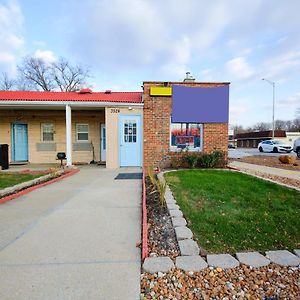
0 56 90 92
233 117 300 134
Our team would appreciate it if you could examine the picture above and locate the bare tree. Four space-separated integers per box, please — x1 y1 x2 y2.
51 58 90 92
0 72 15 90
232 125 246 134
253 122 271 131
17 56 90 92
274 119 287 130
18 56 54 91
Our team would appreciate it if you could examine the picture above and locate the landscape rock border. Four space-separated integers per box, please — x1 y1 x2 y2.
142 170 300 274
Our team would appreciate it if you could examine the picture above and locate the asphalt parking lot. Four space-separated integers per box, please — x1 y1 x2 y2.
228 148 297 159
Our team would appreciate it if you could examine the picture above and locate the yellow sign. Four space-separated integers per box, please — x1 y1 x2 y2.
150 87 172 96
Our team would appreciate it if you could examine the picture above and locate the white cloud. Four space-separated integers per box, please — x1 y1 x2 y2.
0 0 24 76
277 92 300 108
34 49 56 64
263 50 300 79
226 57 255 80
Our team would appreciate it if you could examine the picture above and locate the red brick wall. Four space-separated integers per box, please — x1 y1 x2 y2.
143 82 229 169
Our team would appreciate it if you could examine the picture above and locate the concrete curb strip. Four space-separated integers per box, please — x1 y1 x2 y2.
167 203 179 210
172 217 187 227
265 250 300 267
236 252 270 268
0 170 64 198
178 239 200 256
169 209 183 218
207 254 240 269
175 256 208 272
175 226 193 240
293 249 300 257
228 165 300 192
143 257 174 274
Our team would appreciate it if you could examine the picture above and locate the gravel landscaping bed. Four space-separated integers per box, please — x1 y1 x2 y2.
146 178 180 258
141 264 300 299
231 156 300 171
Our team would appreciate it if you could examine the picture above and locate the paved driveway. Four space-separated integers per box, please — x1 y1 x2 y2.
0 166 141 300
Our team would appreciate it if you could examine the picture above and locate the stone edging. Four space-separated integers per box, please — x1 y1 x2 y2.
142 170 300 274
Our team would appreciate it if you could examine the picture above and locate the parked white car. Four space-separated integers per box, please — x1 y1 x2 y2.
293 137 300 158
258 140 293 153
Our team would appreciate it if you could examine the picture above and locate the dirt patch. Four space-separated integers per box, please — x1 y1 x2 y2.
231 155 300 171
146 177 180 259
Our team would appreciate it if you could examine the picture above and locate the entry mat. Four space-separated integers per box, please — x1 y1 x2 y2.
115 172 142 180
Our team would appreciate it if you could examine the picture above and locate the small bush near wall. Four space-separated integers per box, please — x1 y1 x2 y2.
170 151 227 169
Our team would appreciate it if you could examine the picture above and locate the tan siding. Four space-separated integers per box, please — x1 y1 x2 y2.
0 109 104 164
105 107 143 169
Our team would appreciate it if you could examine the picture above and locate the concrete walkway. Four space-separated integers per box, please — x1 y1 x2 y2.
230 161 300 181
0 166 141 300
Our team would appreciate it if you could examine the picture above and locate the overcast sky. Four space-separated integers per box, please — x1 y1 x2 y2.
0 0 299 126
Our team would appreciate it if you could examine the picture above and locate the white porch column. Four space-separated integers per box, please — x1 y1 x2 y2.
66 104 72 166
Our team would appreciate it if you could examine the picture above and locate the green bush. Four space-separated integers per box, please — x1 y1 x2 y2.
170 151 227 169
197 151 226 168
184 153 199 168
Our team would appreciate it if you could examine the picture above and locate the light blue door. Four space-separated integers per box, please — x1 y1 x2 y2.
119 115 142 167
12 124 28 161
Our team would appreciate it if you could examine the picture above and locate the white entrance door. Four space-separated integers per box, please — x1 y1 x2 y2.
100 124 106 161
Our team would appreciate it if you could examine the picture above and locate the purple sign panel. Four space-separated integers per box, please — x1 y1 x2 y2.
172 85 229 123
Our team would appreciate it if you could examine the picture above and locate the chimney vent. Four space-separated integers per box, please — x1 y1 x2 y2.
79 88 92 94
183 72 195 82
105 90 112 94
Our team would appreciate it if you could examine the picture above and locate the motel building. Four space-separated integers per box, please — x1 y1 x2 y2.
0 80 229 169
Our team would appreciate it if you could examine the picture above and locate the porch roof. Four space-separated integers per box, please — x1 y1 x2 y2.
0 90 142 103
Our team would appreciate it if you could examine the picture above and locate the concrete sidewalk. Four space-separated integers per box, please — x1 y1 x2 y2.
229 161 300 181
0 166 141 300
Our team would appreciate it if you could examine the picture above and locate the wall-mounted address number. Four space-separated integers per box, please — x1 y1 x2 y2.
110 108 120 113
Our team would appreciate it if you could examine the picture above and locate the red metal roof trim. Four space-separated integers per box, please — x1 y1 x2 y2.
0 91 142 103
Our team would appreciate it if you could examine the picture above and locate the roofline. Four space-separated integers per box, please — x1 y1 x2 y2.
0 100 144 107
142 81 231 85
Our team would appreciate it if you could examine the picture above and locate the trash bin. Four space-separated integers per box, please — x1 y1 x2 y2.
0 144 9 170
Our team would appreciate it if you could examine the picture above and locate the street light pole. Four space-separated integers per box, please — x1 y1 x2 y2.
262 78 275 139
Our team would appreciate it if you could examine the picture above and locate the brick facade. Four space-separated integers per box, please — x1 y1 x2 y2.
143 81 229 169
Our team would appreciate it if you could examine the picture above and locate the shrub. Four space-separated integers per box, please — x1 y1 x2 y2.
198 151 226 168
184 153 199 169
170 151 226 169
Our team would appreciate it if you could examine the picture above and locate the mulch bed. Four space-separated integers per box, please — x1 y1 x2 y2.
141 264 300 299
146 177 180 259
231 155 300 171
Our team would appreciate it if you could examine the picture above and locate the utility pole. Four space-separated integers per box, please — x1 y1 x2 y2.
262 78 275 139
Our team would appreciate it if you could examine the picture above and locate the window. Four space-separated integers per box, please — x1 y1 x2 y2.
170 122 203 152
76 124 89 141
123 120 137 143
41 123 54 141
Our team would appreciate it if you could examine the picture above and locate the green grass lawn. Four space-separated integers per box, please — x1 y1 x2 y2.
0 173 44 190
165 170 300 253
